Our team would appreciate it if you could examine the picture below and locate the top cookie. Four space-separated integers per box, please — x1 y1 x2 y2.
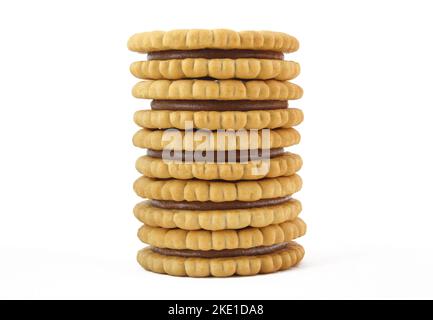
128 29 299 53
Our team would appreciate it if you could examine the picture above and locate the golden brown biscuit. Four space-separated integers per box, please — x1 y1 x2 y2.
127 29 299 53
137 218 306 250
137 241 304 277
132 127 300 150
133 175 302 202
135 153 302 180
130 59 300 80
133 108 303 130
132 80 303 100
134 198 302 231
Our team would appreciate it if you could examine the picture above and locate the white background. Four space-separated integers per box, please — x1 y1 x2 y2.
0 0 432 300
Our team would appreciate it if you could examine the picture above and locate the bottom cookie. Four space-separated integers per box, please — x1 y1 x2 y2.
137 241 304 277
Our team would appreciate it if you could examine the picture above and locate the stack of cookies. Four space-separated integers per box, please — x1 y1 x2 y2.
128 29 306 277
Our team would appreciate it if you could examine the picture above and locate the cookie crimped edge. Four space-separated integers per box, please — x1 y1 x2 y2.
132 127 300 150
133 108 303 130
132 80 303 100
134 198 302 231
137 241 304 277
130 59 300 80
127 29 299 53
135 153 303 180
137 218 306 250
133 175 302 202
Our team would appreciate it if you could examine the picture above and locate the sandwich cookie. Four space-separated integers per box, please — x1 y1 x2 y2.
137 241 304 277
134 197 302 231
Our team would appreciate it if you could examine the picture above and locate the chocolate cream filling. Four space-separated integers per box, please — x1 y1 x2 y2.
149 195 292 211
146 148 284 162
147 49 284 60
150 100 288 111
151 242 291 258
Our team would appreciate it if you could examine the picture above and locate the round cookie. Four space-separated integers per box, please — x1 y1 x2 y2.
132 127 300 150
137 218 306 250
130 59 300 80
136 241 305 277
133 175 302 202
133 108 303 130
127 29 299 53
135 152 303 180
132 80 303 100
134 198 302 231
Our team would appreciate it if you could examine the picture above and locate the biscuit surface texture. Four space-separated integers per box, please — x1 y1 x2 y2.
130 59 300 80
132 127 300 150
137 241 304 277
135 153 302 180
133 175 302 202
132 80 303 100
127 29 299 53
133 108 303 130
137 218 306 250
134 198 302 230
